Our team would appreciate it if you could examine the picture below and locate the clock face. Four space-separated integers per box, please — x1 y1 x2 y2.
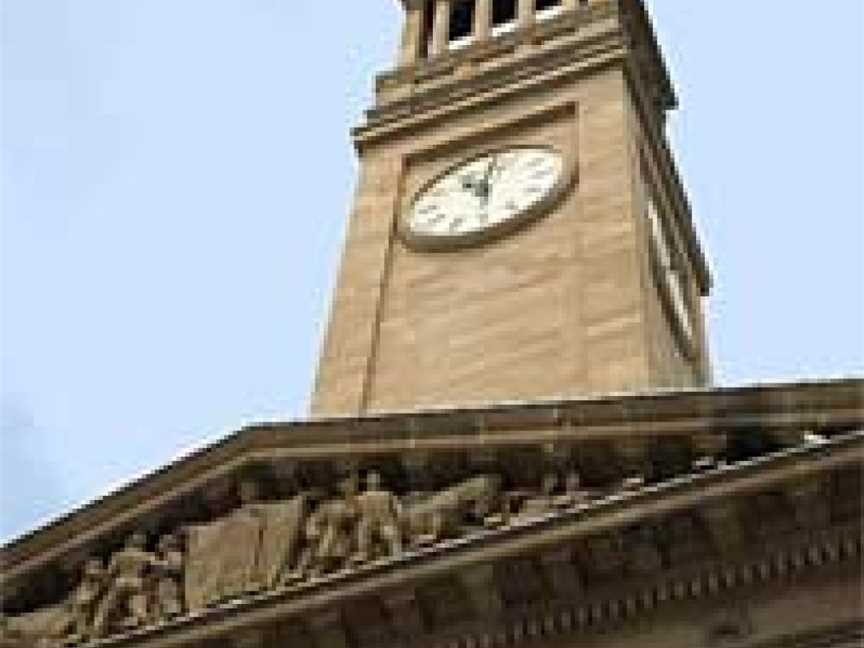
403 147 566 249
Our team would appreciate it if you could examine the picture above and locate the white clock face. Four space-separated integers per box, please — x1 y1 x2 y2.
404 147 565 247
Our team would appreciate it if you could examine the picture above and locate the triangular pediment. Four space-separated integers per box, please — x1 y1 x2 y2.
2 379 862 648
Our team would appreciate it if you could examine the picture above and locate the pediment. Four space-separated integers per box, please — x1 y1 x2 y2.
2 379 862 647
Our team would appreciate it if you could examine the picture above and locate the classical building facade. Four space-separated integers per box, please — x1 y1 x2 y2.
2 1 862 648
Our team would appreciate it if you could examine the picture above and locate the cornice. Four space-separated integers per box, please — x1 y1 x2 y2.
355 3 626 146
378 1 676 123
355 31 626 149
2 378 862 582
408 529 862 648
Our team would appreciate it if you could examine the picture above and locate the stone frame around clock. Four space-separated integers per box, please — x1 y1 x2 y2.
396 102 579 253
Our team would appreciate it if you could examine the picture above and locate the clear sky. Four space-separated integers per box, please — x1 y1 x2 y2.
1 2 862 543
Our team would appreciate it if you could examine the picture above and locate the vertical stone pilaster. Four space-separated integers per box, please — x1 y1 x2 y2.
399 2 425 67
579 71 650 395
474 0 493 42
517 0 536 29
431 0 452 56
310 153 405 418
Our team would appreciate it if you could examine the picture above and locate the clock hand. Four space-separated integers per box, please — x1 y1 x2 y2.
482 155 498 199
461 174 478 192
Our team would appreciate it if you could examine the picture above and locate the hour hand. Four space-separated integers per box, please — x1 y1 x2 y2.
460 175 479 193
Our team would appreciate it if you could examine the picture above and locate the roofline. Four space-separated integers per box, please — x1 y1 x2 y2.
2 377 861 563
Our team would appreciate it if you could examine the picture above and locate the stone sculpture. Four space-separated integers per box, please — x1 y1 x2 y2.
67 557 107 644
92 533 153 638
302 474 360 576
355 472 403 563
150 534 184 622
404 475 501 546
1 469 563 645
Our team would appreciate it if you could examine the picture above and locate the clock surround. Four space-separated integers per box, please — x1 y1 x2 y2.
400 144 577 252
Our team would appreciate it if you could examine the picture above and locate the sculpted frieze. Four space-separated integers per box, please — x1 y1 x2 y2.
2 439 854 647
2 467 561 646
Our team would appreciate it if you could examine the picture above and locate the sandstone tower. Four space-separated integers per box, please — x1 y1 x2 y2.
2 3 861 648
313 0 711 416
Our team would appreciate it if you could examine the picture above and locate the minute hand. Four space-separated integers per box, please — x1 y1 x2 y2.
481 155 498 204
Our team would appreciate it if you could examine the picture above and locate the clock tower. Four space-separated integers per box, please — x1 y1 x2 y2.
312 0 712 417
2 4 861 647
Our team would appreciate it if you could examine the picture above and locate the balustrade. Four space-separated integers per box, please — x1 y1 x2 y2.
399 0 593 66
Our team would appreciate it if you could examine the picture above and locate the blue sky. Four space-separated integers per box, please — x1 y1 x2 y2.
1 1 861 543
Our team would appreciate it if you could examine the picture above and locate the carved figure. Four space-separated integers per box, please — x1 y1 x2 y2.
286 507 322 582
150 534 184 622
67 558 107 644
404 475 501 546
92 533 153 638
302 474 360 576
355 472 403 563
